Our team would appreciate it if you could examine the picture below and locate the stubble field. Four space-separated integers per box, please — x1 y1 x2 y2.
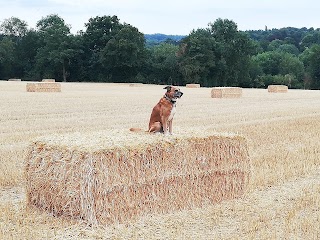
0 81 320 239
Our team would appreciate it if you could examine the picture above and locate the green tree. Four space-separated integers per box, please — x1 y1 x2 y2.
300 32 320 49
148 43 180 85
178 28 216 86
252 51 304 88
100 24 146 82
177 19 255 87
277 44 300 55
35 14 77 81
83 15 121 52
253 51 282 76
0 17 30 78
82 15 122 81
268 40 300 55
279 53 304 84
300 44 320 89
0 37 15 78
208 18 256 87
0 17 28 37
268 39 284 51
248 57 264 87
7 29 41 79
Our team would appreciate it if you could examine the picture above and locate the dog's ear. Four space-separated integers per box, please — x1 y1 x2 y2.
163 86 171 92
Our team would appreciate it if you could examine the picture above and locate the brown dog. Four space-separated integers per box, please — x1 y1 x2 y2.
130 86 183 135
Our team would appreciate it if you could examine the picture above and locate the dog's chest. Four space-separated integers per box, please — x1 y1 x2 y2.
168 105 176 121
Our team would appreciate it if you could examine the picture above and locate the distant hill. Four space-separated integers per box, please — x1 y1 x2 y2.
144 33 186 47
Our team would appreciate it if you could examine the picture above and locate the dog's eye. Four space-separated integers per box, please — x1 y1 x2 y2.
175 90 178 92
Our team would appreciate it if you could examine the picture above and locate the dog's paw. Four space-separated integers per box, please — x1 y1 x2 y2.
164 132 173 136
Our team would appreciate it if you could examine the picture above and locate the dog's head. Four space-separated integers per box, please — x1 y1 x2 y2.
164 86 183 101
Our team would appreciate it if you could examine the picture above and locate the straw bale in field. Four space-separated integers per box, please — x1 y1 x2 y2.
268 85 288 93
211 87 242 98
129 83 143 87
26 82 61 92
8 78 21 81
25 130 250 225
42 79 55 82
186 83 200 88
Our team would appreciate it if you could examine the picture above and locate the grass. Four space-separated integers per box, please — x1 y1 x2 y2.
0 81 320 239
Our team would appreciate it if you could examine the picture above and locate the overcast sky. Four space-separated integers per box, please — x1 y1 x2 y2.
1 0 319 35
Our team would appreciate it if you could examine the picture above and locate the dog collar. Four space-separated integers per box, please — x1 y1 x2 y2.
164 95 176 105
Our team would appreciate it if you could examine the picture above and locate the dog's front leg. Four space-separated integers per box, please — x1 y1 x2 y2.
162 117 169 135
168 120 173 135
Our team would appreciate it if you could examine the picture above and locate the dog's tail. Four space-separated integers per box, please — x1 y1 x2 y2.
129 127 144 132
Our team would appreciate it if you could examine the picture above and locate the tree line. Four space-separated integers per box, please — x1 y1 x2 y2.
1 14 320 89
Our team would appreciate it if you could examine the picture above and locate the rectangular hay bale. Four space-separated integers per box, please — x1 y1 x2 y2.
211 87 242 98
129 83 143 87
25 130 250 225
8 78 22 81
42 79 56 82
186 84 200 88
26 82 61 92
268 85 288 93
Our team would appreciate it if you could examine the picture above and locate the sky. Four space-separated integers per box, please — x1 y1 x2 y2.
0 0 320 35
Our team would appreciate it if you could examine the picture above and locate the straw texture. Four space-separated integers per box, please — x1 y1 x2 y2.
268 85 288 93
26 83 61 92
25 130 250 225
211 87 242 98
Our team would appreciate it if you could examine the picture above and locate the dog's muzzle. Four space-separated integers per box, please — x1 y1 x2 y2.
174 91 183 98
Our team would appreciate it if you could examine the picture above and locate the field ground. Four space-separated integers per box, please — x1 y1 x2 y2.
0 81 320 239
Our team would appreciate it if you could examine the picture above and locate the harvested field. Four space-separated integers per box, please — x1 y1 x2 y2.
1 81 320 239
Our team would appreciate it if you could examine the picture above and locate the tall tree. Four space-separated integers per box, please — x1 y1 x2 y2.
35 14 76 81
300 44 320 89
83 15 121 52
148 42 180 85
0 17 29 78
82 15 122 81
17 30 41 78
0 37 15 78
178 28 216 86
208 18 255 87
100 24 146 82
252 51 304 88
178 18 255 87
300 32 320 50
0 17 28 37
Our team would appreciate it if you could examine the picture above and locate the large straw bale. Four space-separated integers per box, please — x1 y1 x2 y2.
26 82 61 92
42 79 55 82
211 87 242 98
268 85 288 93
186 84 200 88
25 130 250 225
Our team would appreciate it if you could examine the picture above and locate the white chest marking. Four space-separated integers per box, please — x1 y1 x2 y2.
168 105 176 121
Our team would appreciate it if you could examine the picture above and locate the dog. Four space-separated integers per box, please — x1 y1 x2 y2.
130 86 183 135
